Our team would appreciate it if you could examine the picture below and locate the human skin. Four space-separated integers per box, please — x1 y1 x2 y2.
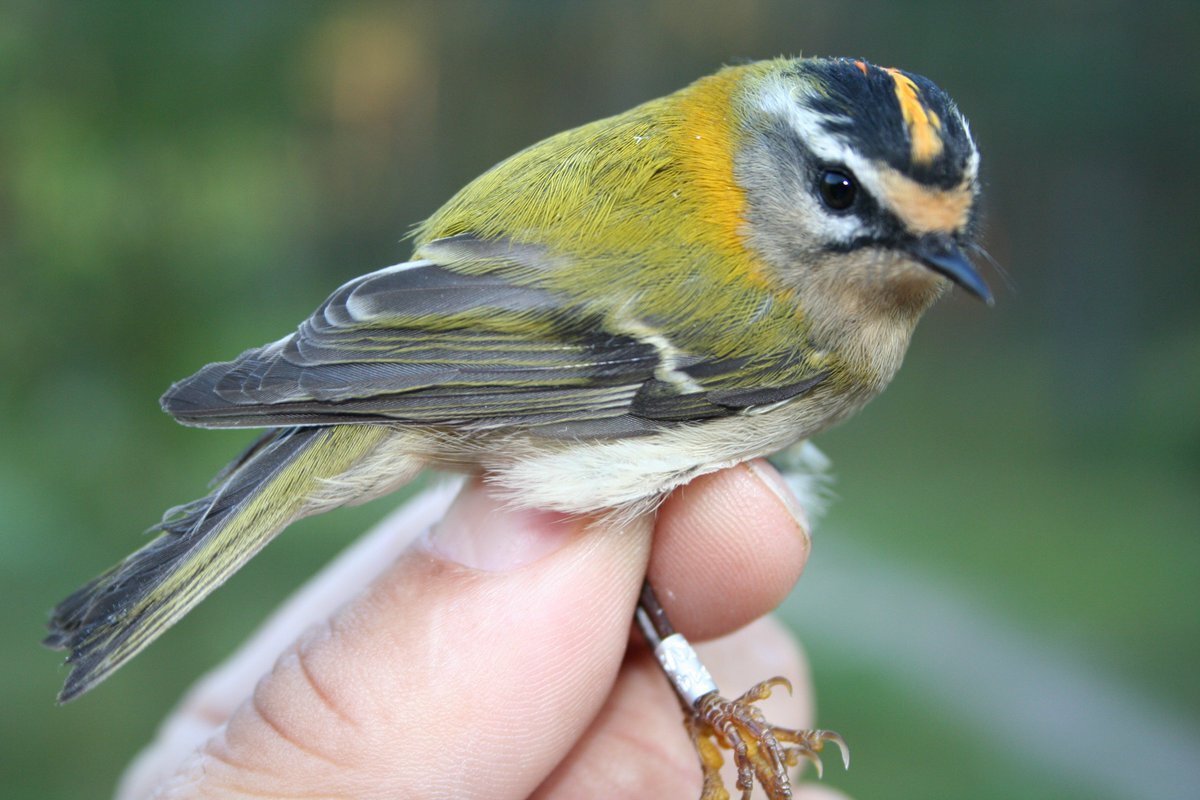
117 461 851 799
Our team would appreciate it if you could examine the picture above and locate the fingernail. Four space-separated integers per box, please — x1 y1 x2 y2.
747 459 811 546
421 478 581 571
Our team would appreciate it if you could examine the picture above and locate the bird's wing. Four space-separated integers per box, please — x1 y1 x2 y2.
161 236 827 437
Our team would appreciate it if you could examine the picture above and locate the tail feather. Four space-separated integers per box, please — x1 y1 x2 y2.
45 424 390 702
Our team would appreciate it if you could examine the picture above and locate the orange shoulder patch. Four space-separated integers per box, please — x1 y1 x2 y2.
673 71 750 251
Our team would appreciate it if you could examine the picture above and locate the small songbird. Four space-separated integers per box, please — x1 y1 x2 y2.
46 56 989 799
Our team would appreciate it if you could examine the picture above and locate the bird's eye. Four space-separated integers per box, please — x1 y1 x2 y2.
818 170 857 211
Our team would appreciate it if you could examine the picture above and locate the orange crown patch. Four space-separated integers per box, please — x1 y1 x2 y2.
883 67 944 165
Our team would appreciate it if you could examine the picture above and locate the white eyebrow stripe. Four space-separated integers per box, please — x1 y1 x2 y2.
758 78 978 235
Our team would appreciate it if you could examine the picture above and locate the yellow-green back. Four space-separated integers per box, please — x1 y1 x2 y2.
413 62 825 381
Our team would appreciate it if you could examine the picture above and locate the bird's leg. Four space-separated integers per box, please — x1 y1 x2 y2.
636 581 848 800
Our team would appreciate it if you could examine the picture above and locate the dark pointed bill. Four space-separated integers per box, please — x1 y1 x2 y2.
909 234 993 305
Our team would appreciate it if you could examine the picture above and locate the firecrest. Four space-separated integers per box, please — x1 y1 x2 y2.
47 55 989 799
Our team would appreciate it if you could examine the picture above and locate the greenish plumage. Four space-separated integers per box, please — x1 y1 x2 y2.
46 55 988 702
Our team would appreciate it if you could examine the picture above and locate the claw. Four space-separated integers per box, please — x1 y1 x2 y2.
687 677 847 800
801 746 824 779
823 730 851 770
737 676 792 704
639 586 843 799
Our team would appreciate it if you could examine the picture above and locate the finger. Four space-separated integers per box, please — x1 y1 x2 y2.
117 479 465 800
533 615 812 799
648 459 811 640
120 460 812 799
126 477 656 800
122 457 808 792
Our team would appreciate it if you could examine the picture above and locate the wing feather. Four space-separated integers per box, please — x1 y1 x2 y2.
161 236 827 435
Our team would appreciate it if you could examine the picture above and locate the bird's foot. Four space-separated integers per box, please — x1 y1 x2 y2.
688 677 849 800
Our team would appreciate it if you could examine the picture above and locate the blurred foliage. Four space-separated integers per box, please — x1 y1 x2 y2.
1 1 1197 798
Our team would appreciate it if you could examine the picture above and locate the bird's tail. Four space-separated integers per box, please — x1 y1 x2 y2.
45 424 392 702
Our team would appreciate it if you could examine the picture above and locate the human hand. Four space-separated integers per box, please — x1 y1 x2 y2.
117 461 850 799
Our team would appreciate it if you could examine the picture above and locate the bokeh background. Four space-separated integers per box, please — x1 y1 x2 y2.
3 2 1197 798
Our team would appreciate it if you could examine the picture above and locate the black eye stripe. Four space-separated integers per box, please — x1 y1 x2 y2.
770 124 870 216
807 161 880 224
768 122 945 244
820 216 950 255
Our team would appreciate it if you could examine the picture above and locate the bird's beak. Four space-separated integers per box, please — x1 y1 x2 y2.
909 234 993 306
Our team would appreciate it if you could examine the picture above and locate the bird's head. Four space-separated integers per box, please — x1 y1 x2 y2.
735 57 990 322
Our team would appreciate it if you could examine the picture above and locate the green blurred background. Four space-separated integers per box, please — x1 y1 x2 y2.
3 2 1197 798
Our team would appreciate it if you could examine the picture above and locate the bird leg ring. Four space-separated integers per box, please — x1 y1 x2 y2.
636 581 848 800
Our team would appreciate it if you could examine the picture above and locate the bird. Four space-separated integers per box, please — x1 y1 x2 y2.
46 55 989 799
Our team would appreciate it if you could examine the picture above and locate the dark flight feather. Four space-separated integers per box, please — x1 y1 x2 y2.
161 238 828 433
